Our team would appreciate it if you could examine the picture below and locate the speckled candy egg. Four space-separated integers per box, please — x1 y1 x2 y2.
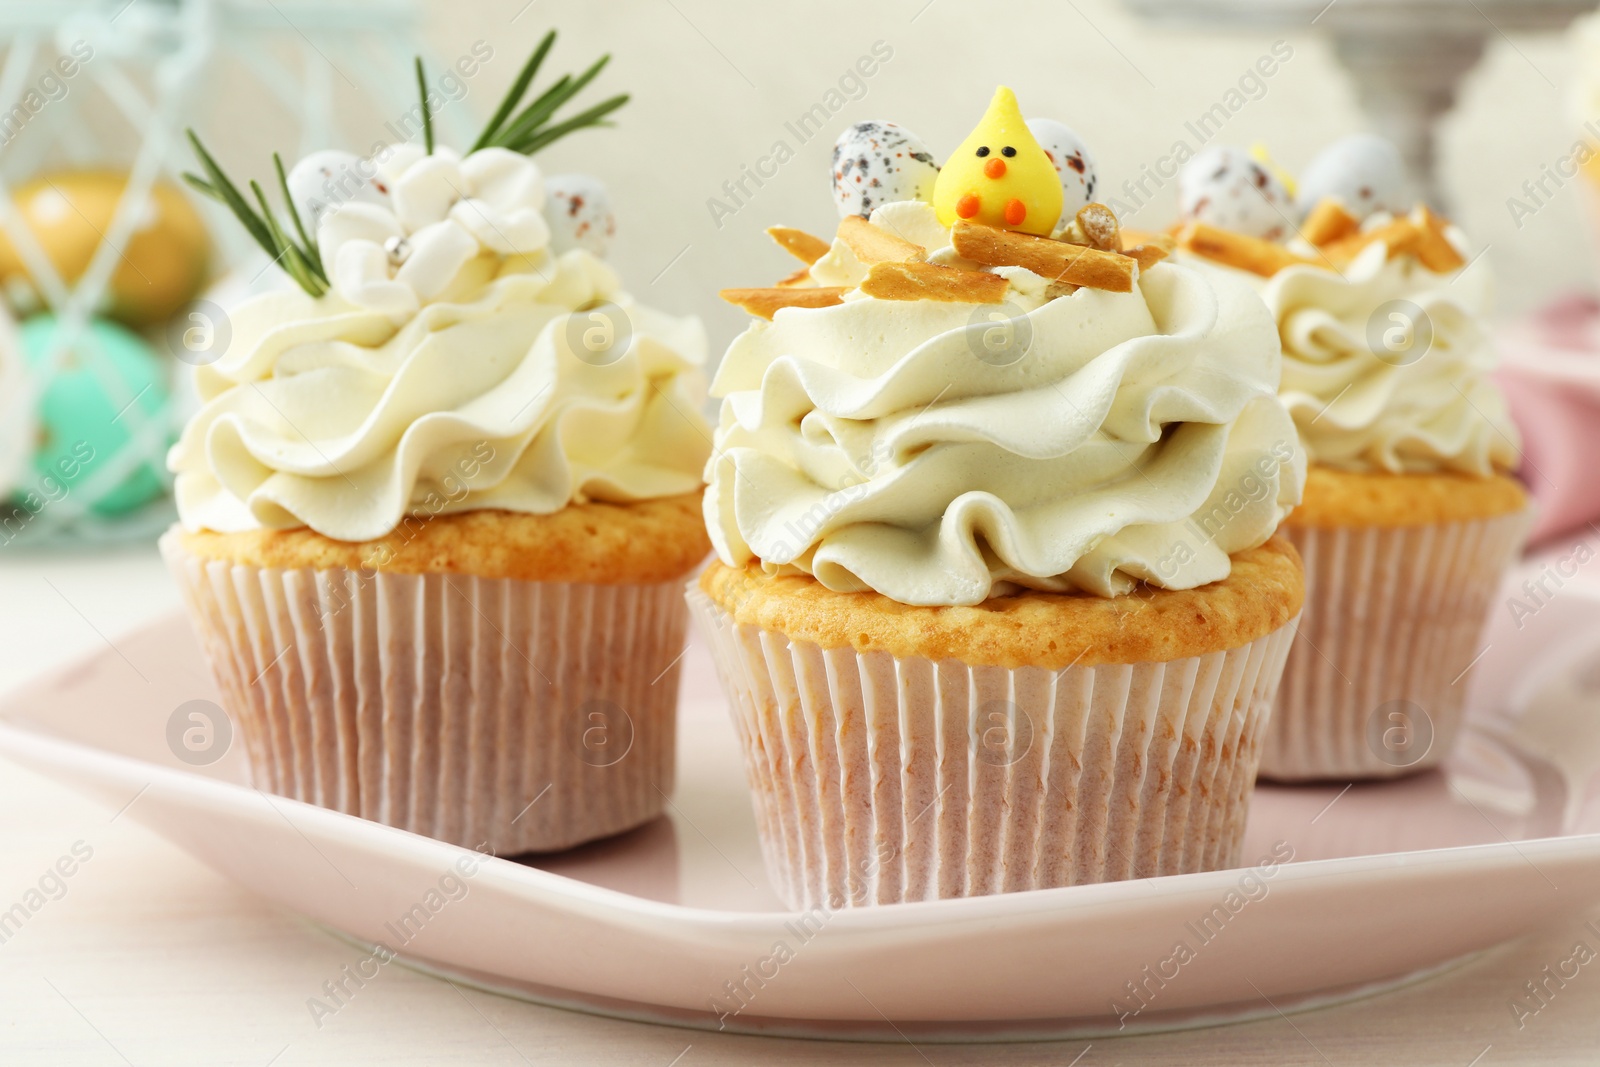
542 174 615 257
285 150 390 230
1177 145 1294 241
1025 118 1098 216
830 121 940 218
1296 134 1408 220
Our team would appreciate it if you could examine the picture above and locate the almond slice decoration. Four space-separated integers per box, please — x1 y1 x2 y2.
1128 244 1170 271
1300 199 1360 246
951 220 1138 293
837 215 927 265
719 287 848 319
1075 203 1122 253
1321 209 1466 273
774 264 814 288
1119 228 1177 254
1121 227 1175 271
1413 205 1467 272
766 225 831 265
1320 215 1420 268
1175 221 1313 278
860 261 1007 304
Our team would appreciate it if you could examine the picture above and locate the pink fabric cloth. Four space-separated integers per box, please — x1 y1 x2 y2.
1495 294 1600 547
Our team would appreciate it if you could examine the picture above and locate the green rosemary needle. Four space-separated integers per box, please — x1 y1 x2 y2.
416 56 434 155
183 129 330 299
471 32 628 156
472 30 555 151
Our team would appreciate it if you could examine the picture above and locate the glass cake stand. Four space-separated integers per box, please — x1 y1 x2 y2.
1122 0 1598 209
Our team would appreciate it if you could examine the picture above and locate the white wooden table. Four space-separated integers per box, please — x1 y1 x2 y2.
2 545 1598 1065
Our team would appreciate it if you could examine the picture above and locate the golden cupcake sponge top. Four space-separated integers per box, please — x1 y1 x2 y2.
700 537 1305 670
177 492 710 584
1286 467 1527 529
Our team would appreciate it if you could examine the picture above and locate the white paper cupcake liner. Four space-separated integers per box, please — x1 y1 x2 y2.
161 531 687 853
688 590 1300 909
1263 508 1531 781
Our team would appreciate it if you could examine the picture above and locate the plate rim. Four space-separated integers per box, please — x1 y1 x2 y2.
320 922 1489 1043
6 714 1600 934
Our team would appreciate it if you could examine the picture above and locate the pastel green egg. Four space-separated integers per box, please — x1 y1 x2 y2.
18 314 172 516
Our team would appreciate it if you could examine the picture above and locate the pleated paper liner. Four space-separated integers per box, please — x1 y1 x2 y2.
1262 508 1531 782
161 531 688 854
689 589 1300 910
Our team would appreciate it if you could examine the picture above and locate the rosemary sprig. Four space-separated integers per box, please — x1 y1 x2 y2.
415 56 434 155
471 31 628 156
274 151 322 277
472 30 555 151
515 95 630 156
251 180 324 295
183 129 329 298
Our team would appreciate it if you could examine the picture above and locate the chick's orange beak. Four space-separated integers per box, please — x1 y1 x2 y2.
984 157 1007 179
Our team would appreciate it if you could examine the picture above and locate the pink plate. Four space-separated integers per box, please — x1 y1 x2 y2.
3 560 1600 1041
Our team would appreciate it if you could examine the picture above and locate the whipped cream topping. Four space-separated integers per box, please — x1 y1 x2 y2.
706 202 1304 607
1261 232 1520 475
171 146 710 541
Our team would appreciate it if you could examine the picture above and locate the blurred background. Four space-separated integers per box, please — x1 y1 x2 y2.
4 0 1600 683
421 0 1598 327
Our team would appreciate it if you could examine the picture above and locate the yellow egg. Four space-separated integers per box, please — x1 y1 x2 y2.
0 171 211 326
932 87 1063 237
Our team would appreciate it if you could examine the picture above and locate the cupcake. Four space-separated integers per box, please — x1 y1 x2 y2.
163 38 712 853
695 88 1306 909
1173 137 1530 781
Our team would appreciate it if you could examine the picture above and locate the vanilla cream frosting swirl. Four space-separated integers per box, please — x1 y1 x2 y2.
1262 236 1520 474
706 204 1304 606
171 147 710 541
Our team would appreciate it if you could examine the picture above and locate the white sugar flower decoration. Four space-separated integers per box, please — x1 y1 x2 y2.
317 144 552 318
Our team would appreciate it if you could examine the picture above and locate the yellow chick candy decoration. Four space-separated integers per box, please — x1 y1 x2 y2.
932 86 1062 237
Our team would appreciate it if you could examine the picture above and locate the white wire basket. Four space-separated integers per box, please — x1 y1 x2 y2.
0 0 454 548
